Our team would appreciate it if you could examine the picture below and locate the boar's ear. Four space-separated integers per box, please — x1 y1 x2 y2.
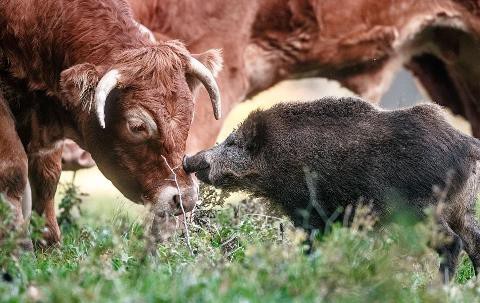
242 110 267 154
59 63 100 111
186 49 223 94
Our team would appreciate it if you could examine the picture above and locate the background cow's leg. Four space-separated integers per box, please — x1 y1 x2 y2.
29 145 63 246
0 95 29 248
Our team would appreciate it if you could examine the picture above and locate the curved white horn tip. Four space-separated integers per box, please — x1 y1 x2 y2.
214 106 221 120
94 69 120 129
188 57 222 120
97 109 106 128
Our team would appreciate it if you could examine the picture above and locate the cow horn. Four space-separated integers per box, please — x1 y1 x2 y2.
94 69 120 128
188 57 222 120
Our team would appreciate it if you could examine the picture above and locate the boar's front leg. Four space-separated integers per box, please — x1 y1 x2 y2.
29 145 63 246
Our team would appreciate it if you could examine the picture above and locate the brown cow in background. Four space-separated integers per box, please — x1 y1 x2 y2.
0 0 222 245
127 0 480 152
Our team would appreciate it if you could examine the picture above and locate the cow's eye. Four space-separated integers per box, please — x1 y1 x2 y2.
126 118 152 142
128 121 147 133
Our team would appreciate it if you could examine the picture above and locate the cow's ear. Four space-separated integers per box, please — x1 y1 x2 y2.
242 110 267 154
59 63 100 110
186 49 223 94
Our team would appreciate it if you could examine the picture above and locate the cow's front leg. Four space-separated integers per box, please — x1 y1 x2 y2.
29 144 63 246
0 96 29 247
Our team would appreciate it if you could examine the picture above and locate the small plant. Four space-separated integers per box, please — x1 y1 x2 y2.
57 173 86 230
192 183 231 229
199 182 231 208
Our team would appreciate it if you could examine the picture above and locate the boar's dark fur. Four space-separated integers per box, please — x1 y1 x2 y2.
184 97 480 281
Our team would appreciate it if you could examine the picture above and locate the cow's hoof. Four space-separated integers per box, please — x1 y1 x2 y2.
34 226 61 249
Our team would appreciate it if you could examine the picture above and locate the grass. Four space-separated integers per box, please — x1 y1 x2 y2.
1 183 480 303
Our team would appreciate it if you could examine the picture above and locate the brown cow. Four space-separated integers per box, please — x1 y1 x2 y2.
128 0 480 153
0 0 221 245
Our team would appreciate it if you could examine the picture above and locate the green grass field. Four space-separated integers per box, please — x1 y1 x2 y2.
2 183 480 303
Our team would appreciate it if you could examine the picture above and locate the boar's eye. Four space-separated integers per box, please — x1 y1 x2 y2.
225 133 236 147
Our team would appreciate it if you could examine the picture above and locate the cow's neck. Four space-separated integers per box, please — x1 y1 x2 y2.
6 88 80 155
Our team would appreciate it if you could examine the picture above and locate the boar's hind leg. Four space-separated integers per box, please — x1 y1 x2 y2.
435 220 463 283
452 214 480 276
29 145 63 246
446 165 480 277
0 95 30 249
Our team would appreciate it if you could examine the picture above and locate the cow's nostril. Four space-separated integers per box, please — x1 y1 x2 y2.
172 193 196 214
173 194 181 208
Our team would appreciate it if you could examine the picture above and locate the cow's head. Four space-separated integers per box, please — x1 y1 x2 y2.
59 41 222 216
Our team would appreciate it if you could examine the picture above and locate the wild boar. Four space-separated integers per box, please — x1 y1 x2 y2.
184 97 480 281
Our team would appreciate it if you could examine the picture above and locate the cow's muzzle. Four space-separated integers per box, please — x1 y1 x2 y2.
148 185 198 217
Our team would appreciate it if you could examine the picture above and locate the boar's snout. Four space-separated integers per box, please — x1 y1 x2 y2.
183 152 210 174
